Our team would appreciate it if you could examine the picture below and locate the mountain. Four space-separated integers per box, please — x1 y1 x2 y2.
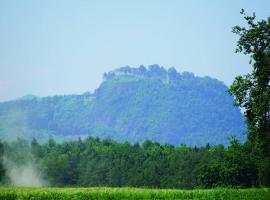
0 65 246 146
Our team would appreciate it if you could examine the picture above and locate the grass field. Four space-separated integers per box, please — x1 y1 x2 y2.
0 187 269 200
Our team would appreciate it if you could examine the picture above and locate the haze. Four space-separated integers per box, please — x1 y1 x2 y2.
0 0 269 102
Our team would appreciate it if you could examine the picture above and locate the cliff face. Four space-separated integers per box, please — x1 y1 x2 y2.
0 65 246 146
103 64 188 82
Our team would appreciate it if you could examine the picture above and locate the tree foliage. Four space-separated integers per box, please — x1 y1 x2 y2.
0 138 258 188
229 10 270 186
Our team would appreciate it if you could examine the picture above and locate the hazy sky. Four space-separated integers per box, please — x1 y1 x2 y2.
0 0 269 101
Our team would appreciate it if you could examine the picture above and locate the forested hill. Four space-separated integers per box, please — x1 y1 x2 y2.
0 65 246 146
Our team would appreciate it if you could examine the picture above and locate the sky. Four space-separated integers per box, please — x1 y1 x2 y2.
0 0 269 102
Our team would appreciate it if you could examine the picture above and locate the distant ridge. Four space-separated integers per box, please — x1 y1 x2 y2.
17 94 40 101
0 65 246 146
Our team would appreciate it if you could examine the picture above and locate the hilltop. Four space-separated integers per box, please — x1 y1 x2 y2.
0 65 246 146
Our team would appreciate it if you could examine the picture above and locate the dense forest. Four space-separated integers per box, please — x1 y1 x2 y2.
0 65 245 146
0 137 258 188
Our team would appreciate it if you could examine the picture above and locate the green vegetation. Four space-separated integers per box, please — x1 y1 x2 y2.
0 137 259 188
0 187 269 200
0 65 245 146
229 10 270 187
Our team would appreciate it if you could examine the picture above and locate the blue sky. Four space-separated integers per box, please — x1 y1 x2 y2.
0 0 269 101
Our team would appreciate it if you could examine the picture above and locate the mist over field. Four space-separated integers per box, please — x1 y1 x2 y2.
3 157 46 187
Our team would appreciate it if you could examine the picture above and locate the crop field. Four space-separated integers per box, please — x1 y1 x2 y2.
0 187 269 200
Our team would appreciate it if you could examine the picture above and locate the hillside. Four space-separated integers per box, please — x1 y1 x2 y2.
0 65 246 146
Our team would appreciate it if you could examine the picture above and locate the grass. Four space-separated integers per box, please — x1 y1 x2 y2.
0 187 269 200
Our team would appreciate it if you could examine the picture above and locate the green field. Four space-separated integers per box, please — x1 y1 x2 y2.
0 187 269 200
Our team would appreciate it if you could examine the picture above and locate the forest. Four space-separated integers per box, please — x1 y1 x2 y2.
0 137 259 188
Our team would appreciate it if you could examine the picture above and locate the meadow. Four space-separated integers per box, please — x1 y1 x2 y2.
0 187 269 200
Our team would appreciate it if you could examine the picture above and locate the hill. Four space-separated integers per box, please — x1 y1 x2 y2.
0 65 246 146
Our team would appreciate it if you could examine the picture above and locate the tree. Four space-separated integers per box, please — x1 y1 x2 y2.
0 140 5 182
229 10 270 186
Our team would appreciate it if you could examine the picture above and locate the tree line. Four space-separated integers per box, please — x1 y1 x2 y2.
0 137 259 188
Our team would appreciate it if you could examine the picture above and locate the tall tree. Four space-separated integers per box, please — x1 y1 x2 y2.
229 10 270 186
